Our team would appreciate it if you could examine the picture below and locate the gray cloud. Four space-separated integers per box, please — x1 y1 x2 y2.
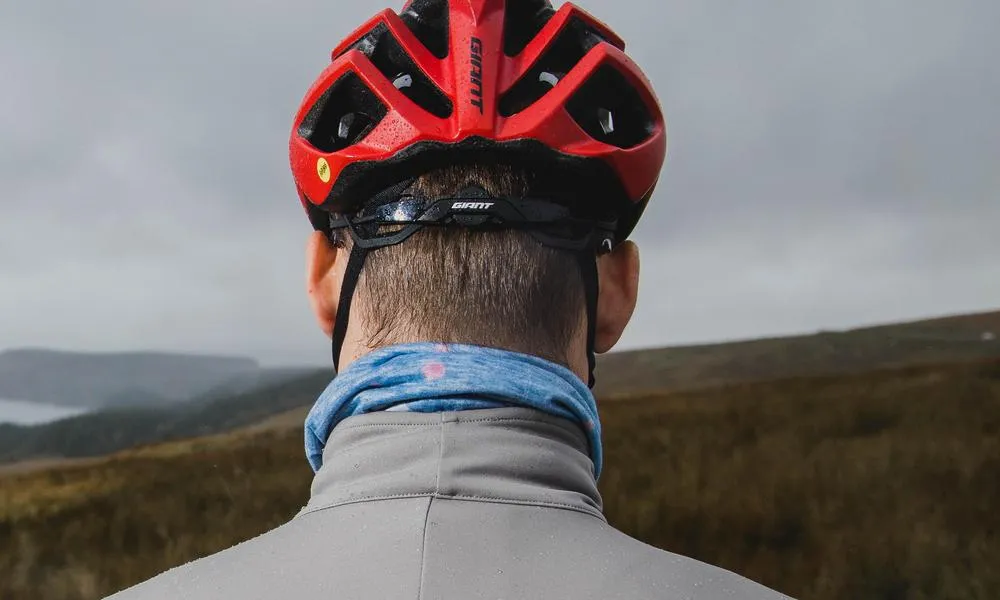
1 0 997 365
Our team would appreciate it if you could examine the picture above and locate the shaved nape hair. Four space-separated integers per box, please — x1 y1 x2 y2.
356 164 586 367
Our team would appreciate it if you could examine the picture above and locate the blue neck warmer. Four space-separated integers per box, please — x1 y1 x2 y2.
304 342 603 478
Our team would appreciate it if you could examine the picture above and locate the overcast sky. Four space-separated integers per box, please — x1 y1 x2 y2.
1 0 997 366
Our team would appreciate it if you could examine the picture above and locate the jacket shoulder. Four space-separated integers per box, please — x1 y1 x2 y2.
103 497 431 600
417 497 794 600
596 525 793 600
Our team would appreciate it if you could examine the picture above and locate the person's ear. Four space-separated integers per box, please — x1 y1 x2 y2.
306 231 347 338
594 241 640 353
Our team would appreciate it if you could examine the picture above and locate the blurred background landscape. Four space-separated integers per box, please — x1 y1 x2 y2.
1 309 999 599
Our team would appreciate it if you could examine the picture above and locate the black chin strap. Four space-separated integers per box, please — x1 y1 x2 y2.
329 179 417 371
330 246 369 372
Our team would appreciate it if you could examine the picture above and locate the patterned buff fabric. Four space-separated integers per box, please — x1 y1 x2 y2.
304 343 604 478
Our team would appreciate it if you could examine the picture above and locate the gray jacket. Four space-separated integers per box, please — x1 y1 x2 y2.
109 408 791 599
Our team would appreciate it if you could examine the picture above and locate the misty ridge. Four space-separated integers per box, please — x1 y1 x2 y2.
0 350 262 410
0 399 89 427
0 309 998 466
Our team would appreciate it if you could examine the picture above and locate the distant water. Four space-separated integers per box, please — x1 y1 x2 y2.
0 398 90 426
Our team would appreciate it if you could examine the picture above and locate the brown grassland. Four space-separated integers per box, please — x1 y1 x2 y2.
1 358 998 599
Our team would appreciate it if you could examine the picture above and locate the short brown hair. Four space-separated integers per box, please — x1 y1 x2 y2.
353 164 585 366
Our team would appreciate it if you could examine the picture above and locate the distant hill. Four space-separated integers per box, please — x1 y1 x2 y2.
187 366 324 405
594 309 1000 398
0 369 331 463
0 349 261 409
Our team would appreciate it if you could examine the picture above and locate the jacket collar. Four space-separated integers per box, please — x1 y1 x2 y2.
302 407 604 521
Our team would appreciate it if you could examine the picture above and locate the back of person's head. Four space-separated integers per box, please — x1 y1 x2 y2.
290 0 667 385
358 164 585 367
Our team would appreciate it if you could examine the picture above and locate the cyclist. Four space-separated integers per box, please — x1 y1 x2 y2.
111 1 790 598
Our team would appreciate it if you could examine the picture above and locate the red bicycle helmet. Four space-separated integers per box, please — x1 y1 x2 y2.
288 0 667 384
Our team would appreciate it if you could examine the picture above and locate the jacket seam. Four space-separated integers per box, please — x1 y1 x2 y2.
416 418 445 600
297 492 607 522
416 497 433 600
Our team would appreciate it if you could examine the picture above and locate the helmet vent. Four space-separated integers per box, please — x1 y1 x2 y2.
350 23 453 119
499 17 609 117
298 72 388 153
503 0 556 57
566 64 654 149
400 0 450 59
